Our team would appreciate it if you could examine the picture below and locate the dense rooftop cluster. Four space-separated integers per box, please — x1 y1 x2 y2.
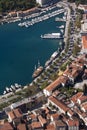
43 54 87 97
1 55 87 130
79 5 87 53
1 1 87 130
0 0 36 14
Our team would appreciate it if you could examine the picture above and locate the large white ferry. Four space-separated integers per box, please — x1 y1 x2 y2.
41 33 63 39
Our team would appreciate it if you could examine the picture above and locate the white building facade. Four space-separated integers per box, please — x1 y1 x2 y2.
36 0 51 6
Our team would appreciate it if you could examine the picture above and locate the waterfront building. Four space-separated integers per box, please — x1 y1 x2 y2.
48 96 69 114
78 4 87 13
66 119 79 130
81 21 87 35
81 35 87 53
43 76 68 97
83 14 87 20
8 11 17 17
36 0 51 6
7 108 22 122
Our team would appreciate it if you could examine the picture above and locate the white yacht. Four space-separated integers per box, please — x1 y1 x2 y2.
41 33 63 39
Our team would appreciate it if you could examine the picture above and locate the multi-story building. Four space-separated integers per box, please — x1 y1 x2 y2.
36 0 51 6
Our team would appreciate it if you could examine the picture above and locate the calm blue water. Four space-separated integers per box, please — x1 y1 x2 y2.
0 13 65 94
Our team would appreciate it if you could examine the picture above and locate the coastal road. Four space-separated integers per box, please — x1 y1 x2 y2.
5 92 44 109
0 1 77 111
64 7 71 43
0 95 19 105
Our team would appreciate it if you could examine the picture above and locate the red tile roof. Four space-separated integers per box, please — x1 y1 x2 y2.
17 124 26 130
48 96 69 113
7 108 22 121
84 6 87 10
67 119 79 127
44 55 85 94
7 111 15 120
73 61 83 68
52 90 60 97
63 63 82 79
45 76 68 92
23 7 37 14
74 107 87 118
8 11 17 15
82 103 87 111
79 95 87 103
82 36 87 49
51 113 60 120
45 78 61 92
71 92 83 104
79 4 87 11
13 108 22 118
45 124 55 130
29 113 36 120
31 122 42 129
43 107 49 114
55 120 66 127
68 109 74 117
0 122 13 130
84 69 87 73
83 14 87 20
38 115 47 126
71 69 79 78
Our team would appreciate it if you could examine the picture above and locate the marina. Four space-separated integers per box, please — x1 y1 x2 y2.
0 4 61 25
18 9 65 28
0 5 65 95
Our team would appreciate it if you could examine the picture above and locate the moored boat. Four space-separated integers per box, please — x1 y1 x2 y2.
32 61 43 78
41 33 63 39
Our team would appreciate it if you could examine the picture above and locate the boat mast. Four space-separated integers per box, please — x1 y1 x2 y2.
38 60 40 68
57 48 59 53
34 65 37 71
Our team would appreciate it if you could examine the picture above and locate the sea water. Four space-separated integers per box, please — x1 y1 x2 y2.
0 13 65 94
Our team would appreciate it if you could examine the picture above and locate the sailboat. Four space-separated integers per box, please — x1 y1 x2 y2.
32 60 43 78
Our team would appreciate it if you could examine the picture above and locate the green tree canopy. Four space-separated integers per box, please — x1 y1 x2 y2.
68 0 87 5
0 0 36 13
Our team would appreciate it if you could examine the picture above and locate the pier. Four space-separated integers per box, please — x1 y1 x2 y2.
18 9 65 28
64 7 71 43
55 17 66 22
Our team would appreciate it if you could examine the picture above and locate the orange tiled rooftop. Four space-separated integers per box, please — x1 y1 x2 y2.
82 35 87 49
49 96 69 112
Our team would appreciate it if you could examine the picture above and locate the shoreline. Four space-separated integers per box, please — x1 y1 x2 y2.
0 2 68 98
0 3 62 25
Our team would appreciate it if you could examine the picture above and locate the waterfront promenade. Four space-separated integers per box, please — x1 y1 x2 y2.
0 1 71 106
58 1 71 43
64 7 70 43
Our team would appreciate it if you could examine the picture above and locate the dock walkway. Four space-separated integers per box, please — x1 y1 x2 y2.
64 7 71 43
